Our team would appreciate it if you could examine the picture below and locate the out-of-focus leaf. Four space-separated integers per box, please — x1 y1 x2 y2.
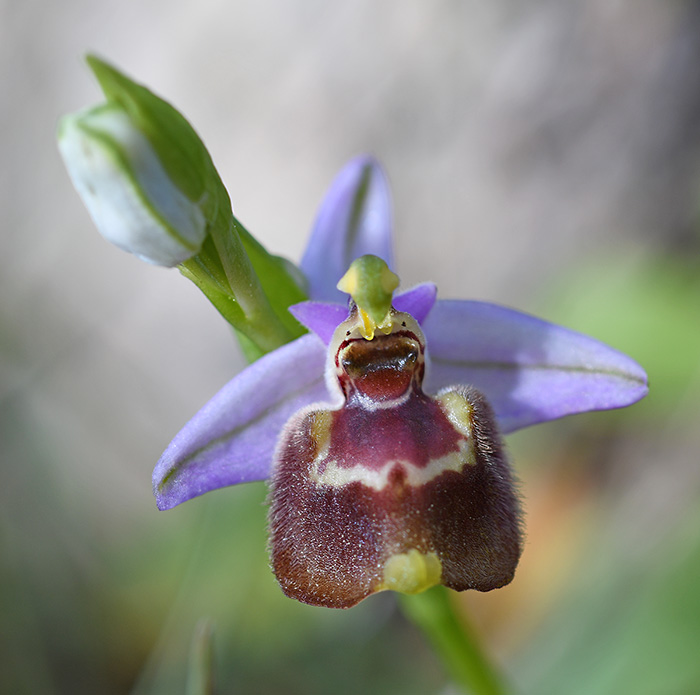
544 253 700 423
514 504 700 695
186 620 215 695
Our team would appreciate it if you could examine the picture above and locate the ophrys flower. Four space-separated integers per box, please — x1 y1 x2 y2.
152 156 647 607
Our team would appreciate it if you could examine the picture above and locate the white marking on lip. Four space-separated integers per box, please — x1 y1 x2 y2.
437 390 473 437
348 389 414 411
309 437 476 491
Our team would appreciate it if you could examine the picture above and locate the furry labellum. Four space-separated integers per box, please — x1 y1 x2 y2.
269 305 522 609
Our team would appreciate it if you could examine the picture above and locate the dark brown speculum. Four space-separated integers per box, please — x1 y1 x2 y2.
338 332 421 401
269 309 522 608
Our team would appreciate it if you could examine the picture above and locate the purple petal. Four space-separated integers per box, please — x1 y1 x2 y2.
289 302 348 345
423 300 648 433
393 283 438 324
290 283 438 346
153 334 329 510
301 155 394 302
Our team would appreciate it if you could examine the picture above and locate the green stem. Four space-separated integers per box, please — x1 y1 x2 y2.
179 216 296 355
398 587 510 695
185 619 216 695
208 212 293 350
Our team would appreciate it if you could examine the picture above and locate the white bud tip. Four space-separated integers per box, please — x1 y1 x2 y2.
58 105 206 266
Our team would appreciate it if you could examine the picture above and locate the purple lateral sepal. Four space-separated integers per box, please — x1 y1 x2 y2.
290 283 438 345
301 155 393 303
153 334 328 510
423 300 649 433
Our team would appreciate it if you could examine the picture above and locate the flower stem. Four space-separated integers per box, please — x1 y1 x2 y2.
398 587 510 695
179 221 296 355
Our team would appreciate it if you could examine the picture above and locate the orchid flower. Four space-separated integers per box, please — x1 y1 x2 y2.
56 54 647 609
152 156 647 607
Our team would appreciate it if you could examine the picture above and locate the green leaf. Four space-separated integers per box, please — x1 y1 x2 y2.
235 217 307 340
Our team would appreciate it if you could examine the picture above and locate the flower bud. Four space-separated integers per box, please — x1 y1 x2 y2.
58 103 206 266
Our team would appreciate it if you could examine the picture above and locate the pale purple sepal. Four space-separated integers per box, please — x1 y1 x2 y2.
301 155 393 303
423 300 648 434
289 283 438 345
153 334 328 510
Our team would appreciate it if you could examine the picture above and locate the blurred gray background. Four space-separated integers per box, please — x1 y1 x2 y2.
3 1 700 693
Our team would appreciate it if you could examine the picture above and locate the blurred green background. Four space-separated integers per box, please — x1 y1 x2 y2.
2 1 700 693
